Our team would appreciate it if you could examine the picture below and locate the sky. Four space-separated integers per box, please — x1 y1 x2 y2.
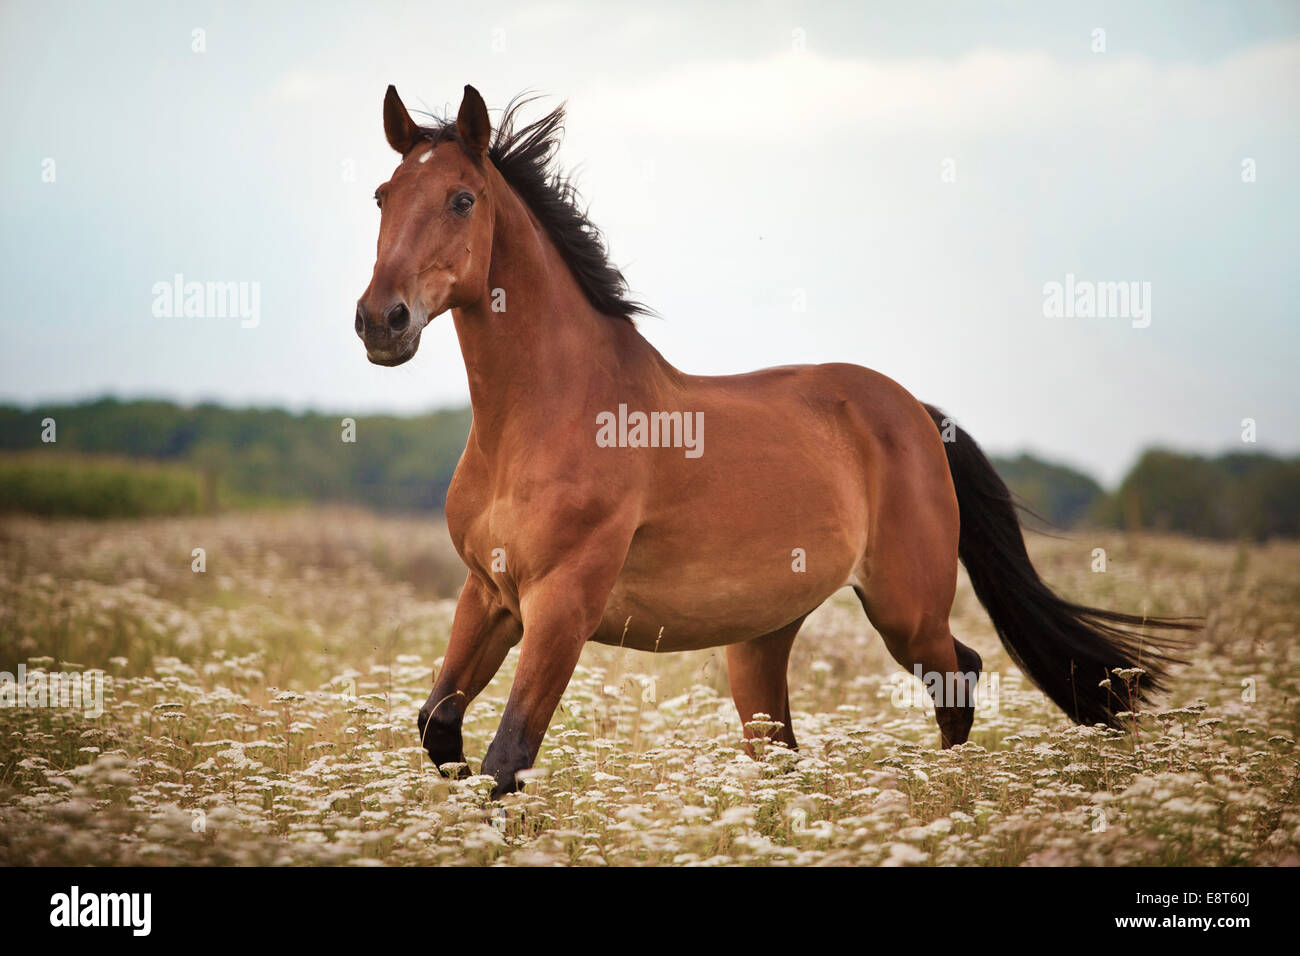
1 0 1297 484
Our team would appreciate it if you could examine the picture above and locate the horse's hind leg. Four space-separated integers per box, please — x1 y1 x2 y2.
855 576 981 747
726 616 804 753
853 486 982 747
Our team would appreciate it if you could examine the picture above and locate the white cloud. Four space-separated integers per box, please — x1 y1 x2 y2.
571 39 1300 141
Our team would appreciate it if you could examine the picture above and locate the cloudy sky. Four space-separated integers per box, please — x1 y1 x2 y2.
2 0 1297 482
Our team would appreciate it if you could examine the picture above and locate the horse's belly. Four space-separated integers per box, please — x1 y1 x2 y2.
593 579 843 652
592 529 857 653
589 441 867 652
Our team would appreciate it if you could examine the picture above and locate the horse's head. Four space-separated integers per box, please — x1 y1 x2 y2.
356 85 495 366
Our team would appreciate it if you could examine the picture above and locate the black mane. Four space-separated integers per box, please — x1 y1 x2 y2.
414 95 649 322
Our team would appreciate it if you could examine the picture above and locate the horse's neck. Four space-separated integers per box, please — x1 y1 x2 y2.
451 184 669 452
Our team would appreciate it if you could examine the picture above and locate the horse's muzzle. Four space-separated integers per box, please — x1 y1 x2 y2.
355 299 422 366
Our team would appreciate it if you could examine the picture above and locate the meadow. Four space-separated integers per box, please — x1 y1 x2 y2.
0 509 1296 866
0 454 204 518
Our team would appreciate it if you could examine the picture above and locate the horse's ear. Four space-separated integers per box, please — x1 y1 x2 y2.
383 85 418 154
456 85 491 157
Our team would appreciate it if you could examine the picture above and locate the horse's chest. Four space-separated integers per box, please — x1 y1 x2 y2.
446 488 506 572
444 479 554 591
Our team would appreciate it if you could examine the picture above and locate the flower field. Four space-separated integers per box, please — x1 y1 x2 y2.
0 510 1296 866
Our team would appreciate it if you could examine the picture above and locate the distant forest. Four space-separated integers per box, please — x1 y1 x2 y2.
1 398 1296 538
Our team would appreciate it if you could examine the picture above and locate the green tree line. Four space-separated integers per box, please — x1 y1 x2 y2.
0 398 470 515
0 398 1295 538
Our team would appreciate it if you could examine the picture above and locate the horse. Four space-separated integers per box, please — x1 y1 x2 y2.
356 84 1197 798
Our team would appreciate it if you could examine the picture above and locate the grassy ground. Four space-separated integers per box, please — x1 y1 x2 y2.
0 509 1296 866
0 453 205 518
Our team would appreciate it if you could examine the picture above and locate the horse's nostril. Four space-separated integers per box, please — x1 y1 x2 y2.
387 303 410 332
354 305 366 336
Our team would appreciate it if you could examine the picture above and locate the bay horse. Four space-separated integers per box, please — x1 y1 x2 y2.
357 85 1195 798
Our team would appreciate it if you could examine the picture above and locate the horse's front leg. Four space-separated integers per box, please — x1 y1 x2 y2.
418 572 521 775
481 568 618 798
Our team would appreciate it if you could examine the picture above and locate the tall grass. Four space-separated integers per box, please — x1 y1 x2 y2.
1 513 1296 866
0 453 205 518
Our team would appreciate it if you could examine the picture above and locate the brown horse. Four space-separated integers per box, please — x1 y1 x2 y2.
357 85 1195 797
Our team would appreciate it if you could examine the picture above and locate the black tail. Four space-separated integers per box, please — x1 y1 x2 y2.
924 404 1197 728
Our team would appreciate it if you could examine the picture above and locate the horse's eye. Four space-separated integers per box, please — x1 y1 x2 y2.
374 191 382 209
452 192 475 215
